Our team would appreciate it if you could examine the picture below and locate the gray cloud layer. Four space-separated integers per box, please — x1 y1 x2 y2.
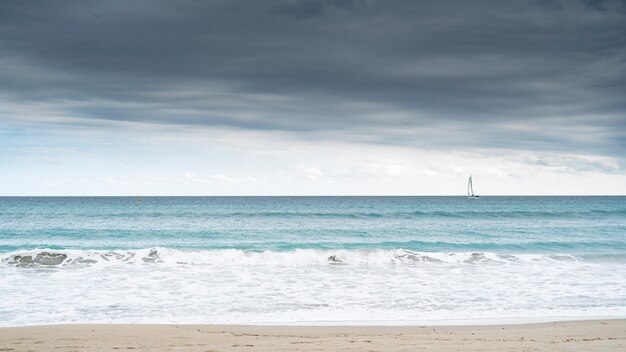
1 0 625 158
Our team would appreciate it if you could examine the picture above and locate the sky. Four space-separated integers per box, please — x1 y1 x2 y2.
0 0 625 195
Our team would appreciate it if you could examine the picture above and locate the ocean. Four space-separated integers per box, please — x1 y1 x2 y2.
0 196 625 326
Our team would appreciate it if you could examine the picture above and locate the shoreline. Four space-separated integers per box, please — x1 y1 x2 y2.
3 315 626 328
1 319 625 351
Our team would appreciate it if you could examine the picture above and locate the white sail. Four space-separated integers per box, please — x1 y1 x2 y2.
467 175 479 199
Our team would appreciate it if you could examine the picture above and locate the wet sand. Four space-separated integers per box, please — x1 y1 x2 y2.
0 320 625 351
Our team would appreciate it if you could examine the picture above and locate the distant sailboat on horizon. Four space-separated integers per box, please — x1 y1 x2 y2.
467 175 479 199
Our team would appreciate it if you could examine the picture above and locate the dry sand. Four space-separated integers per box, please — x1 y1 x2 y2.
1 320 625 351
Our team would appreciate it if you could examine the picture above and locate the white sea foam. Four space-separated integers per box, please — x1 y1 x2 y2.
1 248 625 327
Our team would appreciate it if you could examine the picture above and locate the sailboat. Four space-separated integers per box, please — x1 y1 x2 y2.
467 175 479 199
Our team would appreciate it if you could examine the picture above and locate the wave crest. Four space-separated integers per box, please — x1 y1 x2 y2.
0 248 599 268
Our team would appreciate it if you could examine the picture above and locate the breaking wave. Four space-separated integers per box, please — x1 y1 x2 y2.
1 247 613 268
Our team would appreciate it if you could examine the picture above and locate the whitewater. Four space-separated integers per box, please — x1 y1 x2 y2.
0 196 625 326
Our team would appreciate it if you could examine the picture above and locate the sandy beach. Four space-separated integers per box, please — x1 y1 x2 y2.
0 320 624 351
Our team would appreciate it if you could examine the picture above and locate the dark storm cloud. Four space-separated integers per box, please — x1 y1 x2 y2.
0 0 625 158
274 0 363 19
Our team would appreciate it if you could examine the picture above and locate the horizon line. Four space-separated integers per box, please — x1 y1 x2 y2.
1 195 625 197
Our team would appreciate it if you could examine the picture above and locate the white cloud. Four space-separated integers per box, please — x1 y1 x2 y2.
1 121 624 195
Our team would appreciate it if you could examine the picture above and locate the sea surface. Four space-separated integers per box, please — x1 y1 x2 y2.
1 196 625 326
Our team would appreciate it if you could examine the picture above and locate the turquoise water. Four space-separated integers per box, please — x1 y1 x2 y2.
1 196 625 326
1 196 624 252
